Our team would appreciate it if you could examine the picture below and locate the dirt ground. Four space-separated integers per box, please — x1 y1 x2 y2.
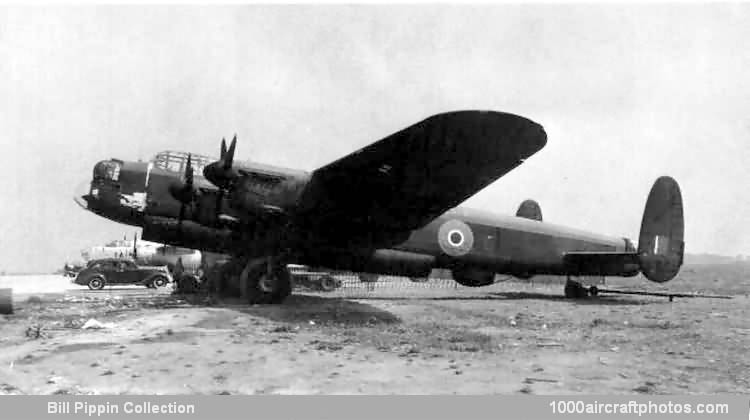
0 271 748 395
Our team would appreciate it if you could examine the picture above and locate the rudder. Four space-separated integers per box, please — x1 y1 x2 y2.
638 176 684 283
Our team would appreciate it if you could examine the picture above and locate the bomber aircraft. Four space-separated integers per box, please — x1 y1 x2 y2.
74 111 684 304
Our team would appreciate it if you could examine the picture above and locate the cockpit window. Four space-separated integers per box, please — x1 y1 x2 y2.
152 151 215 177
93 160 121 182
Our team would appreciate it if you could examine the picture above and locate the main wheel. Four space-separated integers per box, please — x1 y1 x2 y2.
241 261 292 304
87 277 105 290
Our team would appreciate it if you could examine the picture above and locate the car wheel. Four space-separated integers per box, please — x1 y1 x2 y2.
152 276 168 288
87 277 105 290
318 275 338 292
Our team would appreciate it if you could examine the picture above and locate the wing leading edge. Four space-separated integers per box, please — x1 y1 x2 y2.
295 110 547 245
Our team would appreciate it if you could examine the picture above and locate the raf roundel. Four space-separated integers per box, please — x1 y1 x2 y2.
438 219 474 257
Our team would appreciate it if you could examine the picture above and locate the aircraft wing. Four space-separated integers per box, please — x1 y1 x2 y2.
295 110 547 246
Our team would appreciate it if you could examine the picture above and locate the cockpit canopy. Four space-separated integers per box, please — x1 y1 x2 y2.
152 151 216 178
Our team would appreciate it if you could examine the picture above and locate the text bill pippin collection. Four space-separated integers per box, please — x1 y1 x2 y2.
48 401 196 416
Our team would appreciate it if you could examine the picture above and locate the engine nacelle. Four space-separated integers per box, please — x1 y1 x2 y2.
141 215 235 254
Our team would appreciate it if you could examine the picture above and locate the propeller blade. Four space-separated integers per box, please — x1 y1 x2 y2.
220 137 227 160
224 135 236 170
185 153 194 187
133 232 138 260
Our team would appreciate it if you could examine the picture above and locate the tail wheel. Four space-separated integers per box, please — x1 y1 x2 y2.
564 280 589 299
87 277 105 290
241 261 292 304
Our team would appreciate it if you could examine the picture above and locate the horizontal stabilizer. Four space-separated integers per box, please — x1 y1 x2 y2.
563 252 640 276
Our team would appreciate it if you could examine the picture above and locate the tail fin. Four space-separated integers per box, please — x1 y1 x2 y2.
637 176 684 283
516 199 543 221
561 176 684 283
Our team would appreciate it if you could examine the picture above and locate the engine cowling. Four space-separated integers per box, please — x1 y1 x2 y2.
452 266 495 287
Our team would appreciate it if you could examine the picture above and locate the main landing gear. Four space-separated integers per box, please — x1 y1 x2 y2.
204 256 293 304
239 257 292 304
564 276 599 299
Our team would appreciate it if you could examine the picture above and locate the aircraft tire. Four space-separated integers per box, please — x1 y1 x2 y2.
564 281 588 299
241 261 292 304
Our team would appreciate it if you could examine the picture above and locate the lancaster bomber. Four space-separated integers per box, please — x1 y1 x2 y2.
74 110 684 304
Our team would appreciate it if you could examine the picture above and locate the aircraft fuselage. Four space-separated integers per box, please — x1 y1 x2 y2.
75 154 638 282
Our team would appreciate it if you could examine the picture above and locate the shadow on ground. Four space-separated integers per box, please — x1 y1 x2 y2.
487 291 658 306
179 294 402 326
331 291 656 306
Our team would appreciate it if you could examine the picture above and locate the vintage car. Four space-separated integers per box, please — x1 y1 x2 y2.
73 257 172 290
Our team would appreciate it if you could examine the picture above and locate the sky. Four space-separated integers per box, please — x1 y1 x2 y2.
1 4 749 272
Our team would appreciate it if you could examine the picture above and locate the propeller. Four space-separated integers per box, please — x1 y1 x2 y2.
204 135 238 190
169 153 196 203
204 135 239 224
168 153 198 230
